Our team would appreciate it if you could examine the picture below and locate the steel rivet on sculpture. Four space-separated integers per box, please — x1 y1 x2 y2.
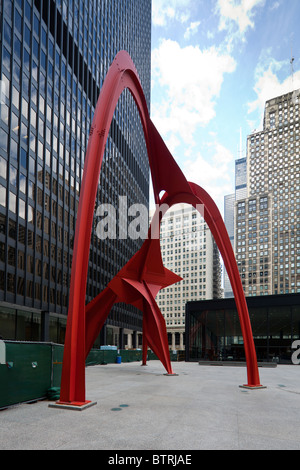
54 51 264 409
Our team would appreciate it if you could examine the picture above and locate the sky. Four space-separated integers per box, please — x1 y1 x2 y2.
150 0 300 214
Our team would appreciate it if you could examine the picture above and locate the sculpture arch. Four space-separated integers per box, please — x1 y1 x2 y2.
59 51 262 406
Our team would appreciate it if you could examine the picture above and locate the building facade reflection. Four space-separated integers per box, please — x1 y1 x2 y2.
186 294 300 364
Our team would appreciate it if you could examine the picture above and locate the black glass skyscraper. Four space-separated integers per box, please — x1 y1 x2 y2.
0 0 151 346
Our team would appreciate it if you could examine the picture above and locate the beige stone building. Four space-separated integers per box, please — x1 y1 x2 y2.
151 204 222 351
235 88 300 296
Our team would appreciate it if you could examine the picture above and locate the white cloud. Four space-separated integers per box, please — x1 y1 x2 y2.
247 54 300 129
152 0 192 26
151 39 236 149
184 21 201 40
183 143 235 212
216 0 265 43
150 37 236 213
269 1 280 11
164 133 181 154
148 141 234 213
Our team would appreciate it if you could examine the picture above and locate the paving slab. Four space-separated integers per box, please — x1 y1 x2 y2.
0 361 299 451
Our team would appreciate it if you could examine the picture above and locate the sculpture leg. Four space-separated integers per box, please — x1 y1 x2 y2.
142 328 148 366
85 288 118 358
188 184 262 387
142 286 174 375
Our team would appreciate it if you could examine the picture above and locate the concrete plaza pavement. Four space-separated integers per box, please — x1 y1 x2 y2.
1 360 300 451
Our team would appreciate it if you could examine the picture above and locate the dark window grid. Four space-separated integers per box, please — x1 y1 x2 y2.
1 2 150 308
3 19 13 48
0 225 8 284
14 6 23 39
1 52 11 100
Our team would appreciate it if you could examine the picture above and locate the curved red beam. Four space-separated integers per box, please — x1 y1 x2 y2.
59 51 262 406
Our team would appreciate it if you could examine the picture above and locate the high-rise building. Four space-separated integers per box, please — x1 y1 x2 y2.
223 154 247 298
235 88 300 296
153 204 222 351
223 193 235 297
0 0 151 347
235 157 247 200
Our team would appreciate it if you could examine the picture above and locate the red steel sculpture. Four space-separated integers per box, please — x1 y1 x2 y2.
58 51 263 407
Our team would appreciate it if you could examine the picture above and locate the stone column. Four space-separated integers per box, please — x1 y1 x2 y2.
180 332 184 350
127 331 132 349
172 332 175 350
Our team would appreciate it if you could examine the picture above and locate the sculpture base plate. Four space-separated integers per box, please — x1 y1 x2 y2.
48 400 97 411
239 385 267 389
164 373 178 376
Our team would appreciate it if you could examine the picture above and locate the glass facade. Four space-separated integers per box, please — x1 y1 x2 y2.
0 0 151 345
223 193 234 298
235 157 247 200
186 294 300 364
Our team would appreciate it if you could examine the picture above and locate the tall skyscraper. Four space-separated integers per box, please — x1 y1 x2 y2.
235 88 300 296
235 157 247 200
0 0 151 347
223 193 235 297
223 153 247 298
153 204 222 351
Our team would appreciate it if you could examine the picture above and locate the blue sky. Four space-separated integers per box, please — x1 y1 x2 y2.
150 0 300 213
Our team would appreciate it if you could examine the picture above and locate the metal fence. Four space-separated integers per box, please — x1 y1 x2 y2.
0 341 178 409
